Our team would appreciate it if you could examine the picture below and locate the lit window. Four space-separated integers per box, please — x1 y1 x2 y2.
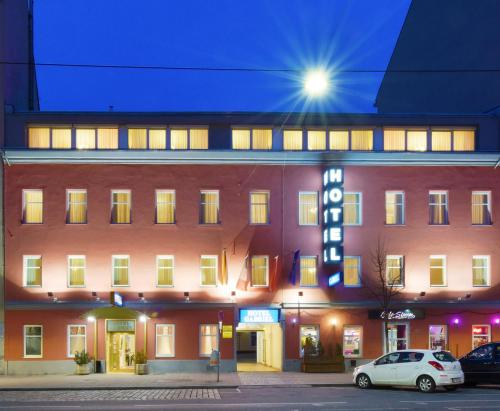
386 255 404 286
343 326 362 358
343 256 361 287
283 130 303 150
431 131 452 151
170 129 188 150
156 190 175 224
383 129 405 151
67 325 86 358
250 191 270 224
429 191 448 225
157 256 174 287
407 130 427 151
429 325 447 350
300 325 319 357
307 130 326 150
232 129 250 150
23 255 42 287
23 189 43 224
252 129 272 150
472 325 491 349
67 189 87 224
51 128 72 149
28 127 50 148
200 256 217 286
97 128 119 149
453 130 475 151
24 325 42 358
76 129 96 149
200 190 219 224
330 130 349 150
200 324 218 356
149 129 167 149
112 255 129 286
430 255 446 287
68 255 86 287
111 190 131 224
343 192 361 225
472 191 491 225
156 324 175 357
251 256 269 287
128 128 147 149
189 128 209 149
385 191 404 225
351 130 373 151
299 192 318 225
300 256 317 286
472 256 490 287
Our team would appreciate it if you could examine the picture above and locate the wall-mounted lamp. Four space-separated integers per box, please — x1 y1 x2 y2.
420 291 426 297
465 293 472 299
87 316 96 323
138 292 145 303
291 317 297 326
493 317 500 325
184 291 190 302
139 314 148 323
298 291 303 298
47 292 58 302
452 317 460 325
91 291 100 302
414 291 426 302
330 318 337 326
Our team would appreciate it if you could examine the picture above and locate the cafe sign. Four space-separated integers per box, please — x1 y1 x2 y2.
368 309 425 320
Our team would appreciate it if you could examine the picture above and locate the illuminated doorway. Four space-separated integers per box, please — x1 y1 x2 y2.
236 323 282 372
106 320 136 373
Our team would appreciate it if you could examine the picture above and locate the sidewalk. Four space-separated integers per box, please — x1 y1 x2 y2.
0 372 353 391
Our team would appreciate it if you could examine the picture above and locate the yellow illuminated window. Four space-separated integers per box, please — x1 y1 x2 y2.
67 190 87 224
407 130 427 151
111 190 131 224
252 129 272 150
200 190 219 224
157 256 174 287
300 256 317 286
52 128 72 149
344 257 360 287
149 129 166 149
97 128 118 149
385 191 404 225
23 189 43 224
128 129 147 149
28 128 50 148
24 325 42 357
431 131 451 151
200 324 218 356
68 256 85 287
330 130 349 150
156 190 175 224
283 130 303 150
251 256 268 286
299 192 318 225
232 129 250 149
307 130 326 150
351 130 373 151
171 129 188 150
156 324 175 357
472 191 491 225
386 256 404 286
24 255 42 287
76 129 96 150
344 192 361 225
200 256 217 286
383 129 405 151
472 256 489 287
190 128 208 149
250 191 269 224
453 130 475 151
430 256 446 286
112 255 129 286
67 325 86 357
429 191 448 225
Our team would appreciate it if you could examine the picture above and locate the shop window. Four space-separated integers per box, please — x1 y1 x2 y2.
200 190 219 224
23 189 43 224
250 191 270 224
298 192 318 225
429 191 448 225
200 324 218 357
157 256 174 287
68 255 86 287
283 130 303 150
343 326 362 358
329 130 349 150
156 190 175 224
343 256 361 287
251 256 269 287
24 325 43 358
156 324 175 357
67 189 87 224
385 191 404 225
350 130 373 151
112 255 129 287
472 256 490 287
23 255 42 287
344 192 362 225
200 255 217 286
472 191 492 225
430 255 446 286
386 256 404 286
111 190 131 224
429 325 447 350
67 325 86 357
472 325 491 349
307 130 326 150
385 323 408 352
300 325 319 357
299 256 317 287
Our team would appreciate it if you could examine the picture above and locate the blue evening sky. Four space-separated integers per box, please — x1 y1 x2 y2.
34 0 410 113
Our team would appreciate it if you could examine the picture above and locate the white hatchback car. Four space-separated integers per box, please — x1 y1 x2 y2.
353 350 464 393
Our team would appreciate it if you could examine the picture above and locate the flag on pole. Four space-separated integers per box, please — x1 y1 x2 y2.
289 250 300 285
236 255 250 291
269 255 280 292
219 248 228 285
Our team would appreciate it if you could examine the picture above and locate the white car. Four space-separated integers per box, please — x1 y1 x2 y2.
353 349 464 393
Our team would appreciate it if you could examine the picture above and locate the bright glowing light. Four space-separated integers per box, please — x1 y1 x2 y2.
452 317 460 325
493 318 500 325
291 317 297 324
331 318 337 326
139 314 148 323
87 316 96 323
304 69 329 97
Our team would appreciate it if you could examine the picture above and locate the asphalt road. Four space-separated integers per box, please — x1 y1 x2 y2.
0 386 499 410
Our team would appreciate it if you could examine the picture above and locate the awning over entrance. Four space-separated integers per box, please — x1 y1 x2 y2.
81 305 144 320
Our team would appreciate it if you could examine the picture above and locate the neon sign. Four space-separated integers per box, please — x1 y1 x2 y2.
239 308 280 323
328 272 341 287
322 168 344 264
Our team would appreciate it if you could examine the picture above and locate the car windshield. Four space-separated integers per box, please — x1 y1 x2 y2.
433 351 456 362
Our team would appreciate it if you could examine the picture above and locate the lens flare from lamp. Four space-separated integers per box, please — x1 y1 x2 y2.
304 69 329 97
452 318 460 325
494 317 500 325
139 315 147 323
87 316 96 323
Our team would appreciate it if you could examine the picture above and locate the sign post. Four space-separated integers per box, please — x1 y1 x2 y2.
217 310 224 382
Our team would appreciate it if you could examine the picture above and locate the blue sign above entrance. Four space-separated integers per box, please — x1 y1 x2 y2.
239 308 280 323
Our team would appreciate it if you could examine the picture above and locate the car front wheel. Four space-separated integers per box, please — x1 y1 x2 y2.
417 375 436 393
356 373 372 389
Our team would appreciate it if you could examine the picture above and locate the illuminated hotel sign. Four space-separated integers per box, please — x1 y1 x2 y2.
110 291 123 307
239 308 280 323
323 168 344 265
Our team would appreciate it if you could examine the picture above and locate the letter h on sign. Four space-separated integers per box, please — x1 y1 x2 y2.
322 168 344 264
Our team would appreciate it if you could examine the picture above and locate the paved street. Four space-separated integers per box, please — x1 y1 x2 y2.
0 386 499 410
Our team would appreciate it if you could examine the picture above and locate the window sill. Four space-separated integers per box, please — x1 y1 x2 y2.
24 355 43 359
156 285 174 288
430 285 447 287
384 224 405 227
471 224 493 227
65 223 88 225
156 355 175 358
23 285 42 288
68 285 86 288
21 223 44 225
428 224 449 226
472 285 490 288
111 285 130 287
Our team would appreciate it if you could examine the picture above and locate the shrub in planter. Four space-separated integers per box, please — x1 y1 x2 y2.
74 350 92 375
301 342 346 373
134 350 148 375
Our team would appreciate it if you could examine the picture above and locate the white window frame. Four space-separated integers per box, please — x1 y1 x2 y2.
343 192 362 226
155 324 175 358
472 255 490 287
343 325 363 358
429 190 449 225
385 191 405 225
343 256 361 288
67 255 86 288
67 324 87 358
23 255 42 288
24 325 43 358
298 191 319 226
112 255 130 287
22 189 43 224
249 190 270 225
200 255 218 287
111 189 131 224
66 189 87 224
199 324 219 357
383 322 410 354
471 191 492 225
156 255 175 288
251 255 269 287
386 255 404 287
155 189 176 224
299 256 318 287
472 324 491 349
430 255 447 287
428 324 447 351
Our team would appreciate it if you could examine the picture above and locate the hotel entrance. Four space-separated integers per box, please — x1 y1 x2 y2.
106 319 136 373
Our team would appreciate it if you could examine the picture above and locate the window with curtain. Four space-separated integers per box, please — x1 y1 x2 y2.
156 324 175 357
453 130 475 151
283 129 303 150
24 325 42 357
307 130 326 150
68 256 86 287
251 256 268 286
330 130 349 150
200 324 218 356
429 191 448 225
23 189 43 224
51 128 72 149
252 128 272 150
67 325 86 357
385 191 404 225
343 192 361 225
157 256 174 287
472 256 489 287
407 130 427 151
350 130 373 151
232 129 251 149
300 256 317 286
472 191 491 225
200 256 217 286
156 190 175 224
200 190 219 224
67 189 87 224
299 192 318 225
23 256 42 287
343 256 361 287
97 128 119 149
28 127 50 148
430 255 446 286
250 191 270 224
170 129 188 150
149 129 167 149
383 129 405 151
386 256 404 286
431 131 452 151
128 128 147 149
112 255 129 286
76 129 96 149
111 190 131 224
189 128 209 149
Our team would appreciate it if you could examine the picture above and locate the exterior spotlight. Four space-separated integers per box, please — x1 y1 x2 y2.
139 314 147 323
87 316 96 323
465 293 471 299
298 291 303 297
92 291 100 301
420 291 426 297
230 290 236 302
304 69 329 97
138 292 145 302
184 291 190 302
47 292 58 302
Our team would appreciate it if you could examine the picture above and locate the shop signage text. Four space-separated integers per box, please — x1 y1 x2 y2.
222 325 233 339
368 309 425 320
322 168 344 265
239 308 280 323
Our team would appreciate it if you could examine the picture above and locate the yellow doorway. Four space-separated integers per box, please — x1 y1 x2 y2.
105 319 136 373
236 323 282 372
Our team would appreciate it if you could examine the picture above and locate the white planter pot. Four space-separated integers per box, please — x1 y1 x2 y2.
135 364 148 375
76 363 90 375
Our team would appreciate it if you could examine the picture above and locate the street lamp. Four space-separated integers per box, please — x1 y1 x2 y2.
304 69 329 97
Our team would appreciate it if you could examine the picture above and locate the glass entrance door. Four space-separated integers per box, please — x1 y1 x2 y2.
385 323 409 353
108 332 135 373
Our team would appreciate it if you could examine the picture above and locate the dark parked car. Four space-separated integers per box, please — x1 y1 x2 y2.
459 343 500 385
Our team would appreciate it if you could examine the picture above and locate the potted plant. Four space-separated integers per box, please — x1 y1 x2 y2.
301 340 346 373
74 350 92 375
134 350 148 375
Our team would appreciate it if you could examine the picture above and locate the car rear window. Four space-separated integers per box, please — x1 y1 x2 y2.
433 351 456 362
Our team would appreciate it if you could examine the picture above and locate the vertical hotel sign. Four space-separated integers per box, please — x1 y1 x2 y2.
323 168 344 265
